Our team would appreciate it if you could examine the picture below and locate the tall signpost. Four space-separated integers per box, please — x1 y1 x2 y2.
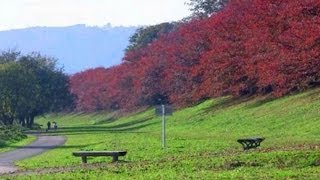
156 104 173 149
162 105 166 149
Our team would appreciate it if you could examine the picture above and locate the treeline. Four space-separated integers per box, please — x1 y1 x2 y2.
0 51 73 127
70 0 320 112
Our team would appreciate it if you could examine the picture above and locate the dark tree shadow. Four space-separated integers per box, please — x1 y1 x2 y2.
6 142 104 149
59 122 159 136
94 117 118 125
26 116 157 135
201 96 255 114
244 97 276 109
296 88 320 100
199 94 283 115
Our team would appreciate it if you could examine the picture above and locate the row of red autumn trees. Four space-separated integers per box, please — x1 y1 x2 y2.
70 0 320 112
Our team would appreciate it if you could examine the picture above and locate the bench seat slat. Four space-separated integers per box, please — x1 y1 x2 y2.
237 138 264 142
73 151 127 157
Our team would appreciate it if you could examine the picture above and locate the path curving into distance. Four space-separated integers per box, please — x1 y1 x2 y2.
0 135 66 174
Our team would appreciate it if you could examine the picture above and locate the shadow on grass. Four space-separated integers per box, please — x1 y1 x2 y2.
93 117 118 125
88 109 152 125
296 88 320 101
59 122 158 136
201 96 253 114
29 117 157 135
200 95 280 114
6 141 104 150
244 97 276 109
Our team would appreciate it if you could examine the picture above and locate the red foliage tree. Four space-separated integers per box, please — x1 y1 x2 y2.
70 0 320 112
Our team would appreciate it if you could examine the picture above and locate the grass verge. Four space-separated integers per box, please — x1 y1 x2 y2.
0 135 37 153
3 88 320 179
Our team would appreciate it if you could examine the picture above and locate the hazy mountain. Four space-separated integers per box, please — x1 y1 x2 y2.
0 24 137 74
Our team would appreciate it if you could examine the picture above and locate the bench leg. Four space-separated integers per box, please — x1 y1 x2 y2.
243 142 250 150
112 155 119 162
81 156 87 163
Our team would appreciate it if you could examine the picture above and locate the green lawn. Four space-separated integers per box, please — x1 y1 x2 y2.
5 89 320 179
0 135 36 154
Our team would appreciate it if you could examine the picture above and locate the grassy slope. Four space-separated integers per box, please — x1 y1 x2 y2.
8 89 320 179
0 135 36 153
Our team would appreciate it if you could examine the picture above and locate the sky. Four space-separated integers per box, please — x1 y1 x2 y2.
0 0 191 30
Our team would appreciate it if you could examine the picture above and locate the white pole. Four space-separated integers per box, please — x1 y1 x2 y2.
162 104 166 149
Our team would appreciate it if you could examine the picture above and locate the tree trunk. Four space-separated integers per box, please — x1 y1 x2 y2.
27 116 35 128
26 117 31 128
30 116 34 128
19 117 26 127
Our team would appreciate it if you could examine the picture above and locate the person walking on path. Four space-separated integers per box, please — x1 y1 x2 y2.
53 121 58 130
46 121 51 132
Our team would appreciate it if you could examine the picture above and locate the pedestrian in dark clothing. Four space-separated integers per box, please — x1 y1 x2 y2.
53 121 58 130
47 121 51 132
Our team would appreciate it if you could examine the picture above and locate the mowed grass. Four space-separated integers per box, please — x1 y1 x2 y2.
0 135 36 154
6 89 320 179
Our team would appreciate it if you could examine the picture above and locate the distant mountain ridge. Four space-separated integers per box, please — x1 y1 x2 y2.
0 24 137 74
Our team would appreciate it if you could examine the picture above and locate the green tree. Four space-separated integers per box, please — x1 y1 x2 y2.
187 0 229 18
0 51 73 127
18 53 73 127
0 50 20 64
0 63 19 125
126 22 177 52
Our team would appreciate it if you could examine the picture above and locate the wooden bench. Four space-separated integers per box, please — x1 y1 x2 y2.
237 137 265 150
72 151 127 163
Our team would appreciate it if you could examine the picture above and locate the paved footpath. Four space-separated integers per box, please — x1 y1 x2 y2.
0 135 66 174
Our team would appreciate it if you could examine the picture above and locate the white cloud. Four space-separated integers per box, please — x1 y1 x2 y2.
0 0 191 30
